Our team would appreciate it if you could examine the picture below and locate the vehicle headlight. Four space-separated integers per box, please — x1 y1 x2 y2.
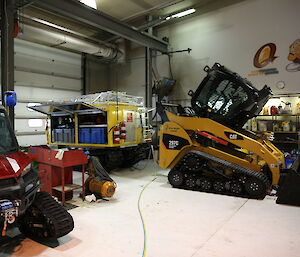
22 163 32 176
25 183 34 192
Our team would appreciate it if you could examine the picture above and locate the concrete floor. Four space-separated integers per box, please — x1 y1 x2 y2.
2 160 300 257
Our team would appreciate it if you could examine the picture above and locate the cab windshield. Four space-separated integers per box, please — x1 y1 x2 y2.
0 111 18 155
190 63 272 129
194 79 249 116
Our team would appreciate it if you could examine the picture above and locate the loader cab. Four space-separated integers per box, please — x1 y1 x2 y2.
0 106 19 155
191 63 271 128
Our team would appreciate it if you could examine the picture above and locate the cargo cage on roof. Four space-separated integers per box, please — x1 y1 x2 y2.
54 91 144 107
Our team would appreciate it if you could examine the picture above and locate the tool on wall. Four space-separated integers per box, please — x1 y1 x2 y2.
162 48 192 55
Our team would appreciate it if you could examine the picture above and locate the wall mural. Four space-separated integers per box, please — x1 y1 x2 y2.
286 39 300 72
248 42 279 76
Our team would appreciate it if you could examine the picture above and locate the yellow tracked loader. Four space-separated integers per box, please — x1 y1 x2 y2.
157 63 300 206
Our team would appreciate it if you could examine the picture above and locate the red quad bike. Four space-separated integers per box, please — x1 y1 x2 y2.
0 105 74 241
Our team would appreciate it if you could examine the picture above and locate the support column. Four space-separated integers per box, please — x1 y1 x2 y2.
81 53 87 94
145 47 153 122
1 0 16 129
145 15 153 124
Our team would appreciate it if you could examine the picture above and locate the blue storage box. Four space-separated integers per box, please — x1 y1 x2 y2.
89 128 107 144
91 128 101 144
53 129 63 143
79 128 91 143
63 129 75 143
101 128 107 144
91 128 107 144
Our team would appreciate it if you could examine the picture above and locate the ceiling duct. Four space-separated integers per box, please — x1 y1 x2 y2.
18 24 121 60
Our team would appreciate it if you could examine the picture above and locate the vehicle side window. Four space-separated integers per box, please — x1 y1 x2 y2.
0 113 15 153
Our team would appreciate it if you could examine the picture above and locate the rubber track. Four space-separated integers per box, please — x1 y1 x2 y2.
172 150 270 199
31 192 74 238
190 151 271 188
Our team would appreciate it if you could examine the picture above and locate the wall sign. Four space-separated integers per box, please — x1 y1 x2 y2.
286 39 300 72
253 43 278 68
249 42 279 76
127 112 133 122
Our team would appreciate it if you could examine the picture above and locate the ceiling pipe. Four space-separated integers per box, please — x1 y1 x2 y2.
20 13 115 48
18 23 121 60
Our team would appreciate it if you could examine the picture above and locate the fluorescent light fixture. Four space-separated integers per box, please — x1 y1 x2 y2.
80 0 97 9
29 16 74 33
171 8 196 18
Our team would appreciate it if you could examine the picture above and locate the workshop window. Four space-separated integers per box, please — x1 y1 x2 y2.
28 119 43 128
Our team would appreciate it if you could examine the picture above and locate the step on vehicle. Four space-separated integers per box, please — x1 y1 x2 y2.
0 105 74 240
157 63 300 205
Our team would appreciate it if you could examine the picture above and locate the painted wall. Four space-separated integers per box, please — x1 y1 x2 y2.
87 43 147 101
85 55 110 94
155 0 300 105
110 46 146 98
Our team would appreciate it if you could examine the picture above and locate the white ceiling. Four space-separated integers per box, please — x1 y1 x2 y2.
20 0 245 47
95 0 177 20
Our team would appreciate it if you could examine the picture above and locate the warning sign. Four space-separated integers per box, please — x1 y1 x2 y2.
127 112 133 122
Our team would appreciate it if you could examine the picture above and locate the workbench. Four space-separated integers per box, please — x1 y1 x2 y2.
29 146 88 205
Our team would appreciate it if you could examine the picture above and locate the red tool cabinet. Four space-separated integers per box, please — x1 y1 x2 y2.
29 146 88 205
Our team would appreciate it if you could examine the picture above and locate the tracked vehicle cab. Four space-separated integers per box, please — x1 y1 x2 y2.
0 105 74 239
190 63 272 128
0 105 19 156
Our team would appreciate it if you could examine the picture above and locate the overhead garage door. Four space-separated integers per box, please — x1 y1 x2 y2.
13 39 82 146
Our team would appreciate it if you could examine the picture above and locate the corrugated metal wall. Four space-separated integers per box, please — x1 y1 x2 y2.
13 39 82 146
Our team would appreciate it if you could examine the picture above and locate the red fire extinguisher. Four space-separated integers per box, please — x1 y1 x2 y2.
113 125 120 144
120 122 126 140
14 20 20 38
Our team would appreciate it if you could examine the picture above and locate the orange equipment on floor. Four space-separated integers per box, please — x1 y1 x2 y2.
85 156 116 198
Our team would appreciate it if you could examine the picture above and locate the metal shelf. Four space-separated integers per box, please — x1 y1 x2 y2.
255 131 299 133
52 184 82 192
273 141 298 144
79 124 107 128
76 110 103 115
257 114 299 117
